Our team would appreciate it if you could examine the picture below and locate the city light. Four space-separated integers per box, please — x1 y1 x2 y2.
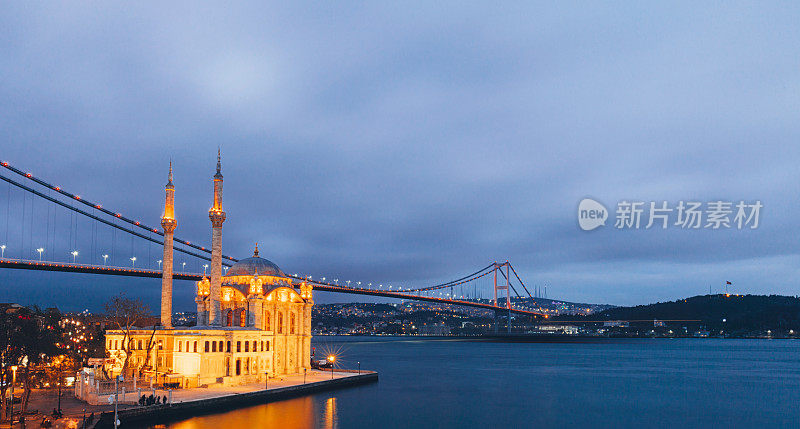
1 244 5 258
37 247 44 261
102 254 109 266
130 257 137 267
71 250 79 263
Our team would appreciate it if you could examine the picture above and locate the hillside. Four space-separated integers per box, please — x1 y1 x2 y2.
565 294 800 333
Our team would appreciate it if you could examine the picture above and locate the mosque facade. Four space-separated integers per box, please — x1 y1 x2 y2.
104 153 313 387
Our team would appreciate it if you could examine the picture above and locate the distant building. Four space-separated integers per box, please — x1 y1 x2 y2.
420 322 450 336
603 320 629 328
654 319 665 327
537 324 581 335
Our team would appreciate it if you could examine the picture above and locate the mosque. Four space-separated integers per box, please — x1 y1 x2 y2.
104 153 313 387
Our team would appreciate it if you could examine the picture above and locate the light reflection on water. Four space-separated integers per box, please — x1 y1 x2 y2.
163 396 319 429
148 393 338 429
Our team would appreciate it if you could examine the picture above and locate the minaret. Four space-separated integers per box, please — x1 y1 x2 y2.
160 161 177 329
208 149 226 325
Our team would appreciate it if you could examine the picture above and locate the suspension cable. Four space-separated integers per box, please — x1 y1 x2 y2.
508 263 534 299
400 263 496 292
0 160 237 262
0 172 233 266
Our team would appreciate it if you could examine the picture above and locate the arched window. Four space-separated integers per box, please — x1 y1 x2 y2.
290 313 296 334
265 312 271 331
226 310 233 327
278 312 283 334
239 308 246 327
138 340 143 350
178 342 182 352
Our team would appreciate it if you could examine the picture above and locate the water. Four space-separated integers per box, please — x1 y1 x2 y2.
147 337 800 428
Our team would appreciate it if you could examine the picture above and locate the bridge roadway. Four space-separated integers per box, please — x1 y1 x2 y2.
0 258 545 317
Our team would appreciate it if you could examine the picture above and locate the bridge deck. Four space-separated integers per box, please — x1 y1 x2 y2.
1 258 545 317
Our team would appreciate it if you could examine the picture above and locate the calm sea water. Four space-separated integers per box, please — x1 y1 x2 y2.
147 337 800 428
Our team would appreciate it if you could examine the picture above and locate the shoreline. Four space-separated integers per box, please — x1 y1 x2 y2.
92 370 377 428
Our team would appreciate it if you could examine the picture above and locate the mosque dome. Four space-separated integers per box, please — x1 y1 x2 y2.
224 244 286 278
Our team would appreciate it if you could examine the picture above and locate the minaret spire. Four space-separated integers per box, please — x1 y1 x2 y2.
208 149 226 326
160 161 177 329
168 159 173 186
215 147 222 178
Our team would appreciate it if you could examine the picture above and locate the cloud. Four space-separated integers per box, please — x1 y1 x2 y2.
1 2 799 311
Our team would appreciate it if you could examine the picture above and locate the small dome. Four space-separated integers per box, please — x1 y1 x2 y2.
224 244 286 278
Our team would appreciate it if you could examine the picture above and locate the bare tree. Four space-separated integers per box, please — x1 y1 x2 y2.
104 295 150 376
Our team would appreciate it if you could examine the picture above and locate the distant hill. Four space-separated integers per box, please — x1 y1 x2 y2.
556 294 800 333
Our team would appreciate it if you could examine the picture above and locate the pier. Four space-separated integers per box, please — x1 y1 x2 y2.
86 370 377 428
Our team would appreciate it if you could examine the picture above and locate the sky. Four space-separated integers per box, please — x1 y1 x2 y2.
1 2 799 312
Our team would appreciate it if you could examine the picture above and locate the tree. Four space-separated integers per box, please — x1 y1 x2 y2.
104 295 150 376
0 305 61 422
18 308 62 419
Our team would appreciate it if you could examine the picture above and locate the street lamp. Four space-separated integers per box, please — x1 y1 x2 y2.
102 254 109 266
346 280 351 287
182 262 186 272
130 257 136 268
1 244 6 258
223 266 229 274
71 250 79 263
10 365 17 427
203 264 208 275
357 281 361 289
157 259 162 269
304 368 307 384
264 371 269 390
327 355 336 379
36 247 44 261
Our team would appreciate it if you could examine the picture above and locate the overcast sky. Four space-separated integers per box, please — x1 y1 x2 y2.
1 2 799 312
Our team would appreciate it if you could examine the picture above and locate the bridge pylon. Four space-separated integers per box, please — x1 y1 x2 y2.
492 262 512 334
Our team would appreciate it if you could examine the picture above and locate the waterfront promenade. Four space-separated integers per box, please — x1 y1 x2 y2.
10 370 376 429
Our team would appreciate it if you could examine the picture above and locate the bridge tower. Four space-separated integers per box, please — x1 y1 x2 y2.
208 149 226 326
493 262 512 333
160 161 177 329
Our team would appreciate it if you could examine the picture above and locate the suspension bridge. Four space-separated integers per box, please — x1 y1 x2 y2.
0 159 549 328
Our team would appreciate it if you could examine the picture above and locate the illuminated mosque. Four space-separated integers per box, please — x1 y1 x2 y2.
105 152 314 387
